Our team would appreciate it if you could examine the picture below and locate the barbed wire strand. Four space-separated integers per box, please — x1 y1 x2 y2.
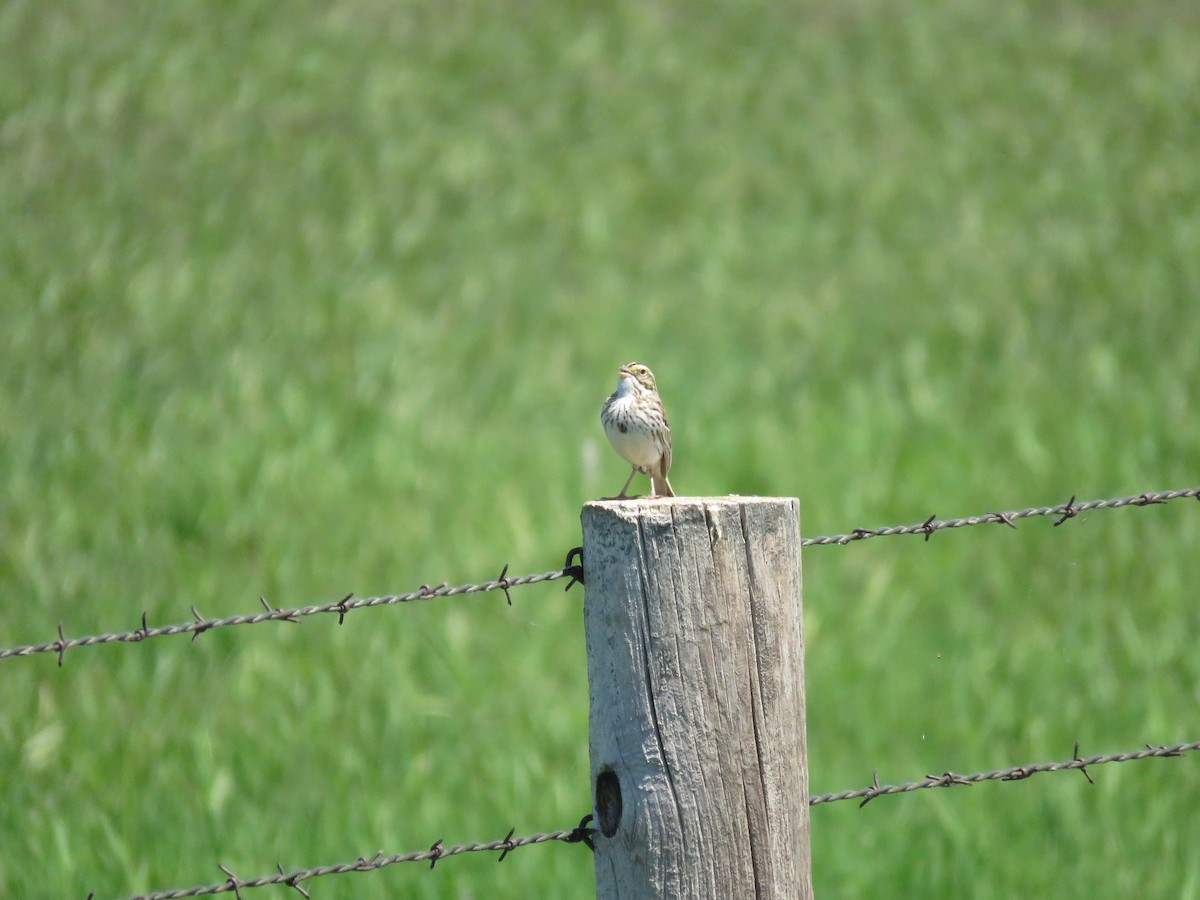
5 486 1197 664
809 739 1200 807
800 486 1200 547
104 739 1198 899
0 564 570 664
111 819 596 900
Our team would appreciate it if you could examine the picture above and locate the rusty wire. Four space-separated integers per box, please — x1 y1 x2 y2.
809 739 1200 807
0 563 571 665
800 487 1200 546
104 739 1198 898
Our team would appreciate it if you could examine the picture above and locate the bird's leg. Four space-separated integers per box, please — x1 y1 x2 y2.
619 468 638 496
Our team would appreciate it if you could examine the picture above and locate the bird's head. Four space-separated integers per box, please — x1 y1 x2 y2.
619 362 658 393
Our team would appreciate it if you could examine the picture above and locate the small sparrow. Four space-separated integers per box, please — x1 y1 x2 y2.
600 362 675 498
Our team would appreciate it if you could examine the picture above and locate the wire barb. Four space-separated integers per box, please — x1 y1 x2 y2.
858 769 884 808
496 564 514 606
260 596 301 624
333 593 354 625
1000 766 1035 781
1053 495 1078 527
218 863 243 900
277 863 310 898
189 605 211 642
921 514 937 541
1147 743 1184 757
496 827 517 862
355 851 384 870
1073 740 1094 784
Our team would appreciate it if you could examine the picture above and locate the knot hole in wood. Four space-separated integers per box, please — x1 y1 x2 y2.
595 768 622 837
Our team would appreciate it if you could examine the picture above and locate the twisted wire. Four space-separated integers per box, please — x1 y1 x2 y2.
809 740 1200 806
3 487 1197 664
106 739 1199 898
116 824 594 900
0 566 567 664
800 487 1200 546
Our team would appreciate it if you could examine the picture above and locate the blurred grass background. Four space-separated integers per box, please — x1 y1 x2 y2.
2 0 1199 896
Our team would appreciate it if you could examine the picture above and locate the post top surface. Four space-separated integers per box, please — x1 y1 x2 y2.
585 495 797 507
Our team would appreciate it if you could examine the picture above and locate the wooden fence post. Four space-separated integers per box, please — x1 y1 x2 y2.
582 497 812 899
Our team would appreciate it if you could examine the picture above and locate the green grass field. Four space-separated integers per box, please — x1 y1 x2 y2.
3 0 1199 896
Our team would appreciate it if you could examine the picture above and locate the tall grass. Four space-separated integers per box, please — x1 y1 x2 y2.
2 0 1198 896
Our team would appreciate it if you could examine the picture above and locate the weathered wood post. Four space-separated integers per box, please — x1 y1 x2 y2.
582 496 811 899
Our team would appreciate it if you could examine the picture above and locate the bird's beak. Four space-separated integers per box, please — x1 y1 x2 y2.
619 366 633 377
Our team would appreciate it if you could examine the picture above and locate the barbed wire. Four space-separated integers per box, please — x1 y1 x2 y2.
106 817 596 900
799 487 1200 546
809 739 1200 807
3 487 1197 664
0 558 581 665
101 738 1198 898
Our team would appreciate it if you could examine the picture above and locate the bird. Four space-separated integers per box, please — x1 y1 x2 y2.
600 362 675 498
